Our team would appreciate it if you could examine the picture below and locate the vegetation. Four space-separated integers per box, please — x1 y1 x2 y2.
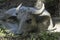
0 25 60 40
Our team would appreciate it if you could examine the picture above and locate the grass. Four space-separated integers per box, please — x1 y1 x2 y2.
0 24 60 40
0 27 60 40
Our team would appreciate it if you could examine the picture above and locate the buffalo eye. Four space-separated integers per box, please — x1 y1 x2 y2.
26 19 32 24
16 13 18 15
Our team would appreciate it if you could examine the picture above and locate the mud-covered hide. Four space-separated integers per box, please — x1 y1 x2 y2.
16 7 54 34
16 5 54 34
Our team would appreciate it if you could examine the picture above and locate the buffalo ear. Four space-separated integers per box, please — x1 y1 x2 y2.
3 8 17 20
